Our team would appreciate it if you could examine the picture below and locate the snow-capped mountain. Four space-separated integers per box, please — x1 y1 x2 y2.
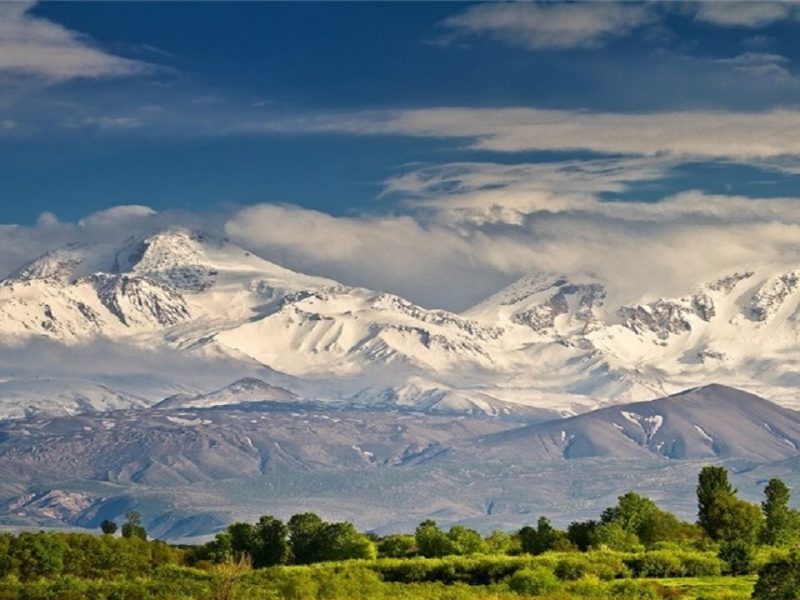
6 228 800 418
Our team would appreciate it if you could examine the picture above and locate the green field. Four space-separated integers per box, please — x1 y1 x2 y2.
0 552 764 600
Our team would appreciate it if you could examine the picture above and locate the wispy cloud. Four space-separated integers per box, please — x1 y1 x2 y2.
694 1 800 28
247 106 800 160
441 2 658 50
0 2 152 82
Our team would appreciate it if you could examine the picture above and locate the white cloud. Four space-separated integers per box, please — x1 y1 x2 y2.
223 157 800 309
0 2 151 82
11 164 800 312
694 1 800 28
251 106 800 159
442 2 658 49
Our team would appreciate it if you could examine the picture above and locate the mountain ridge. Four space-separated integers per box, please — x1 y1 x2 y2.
5 228 800 418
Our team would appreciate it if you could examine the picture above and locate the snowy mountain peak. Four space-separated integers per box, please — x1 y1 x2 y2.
114 230 221 292
464 271 607 337
8 243 95 284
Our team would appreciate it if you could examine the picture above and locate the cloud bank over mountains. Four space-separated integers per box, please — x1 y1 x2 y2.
6 153 800 311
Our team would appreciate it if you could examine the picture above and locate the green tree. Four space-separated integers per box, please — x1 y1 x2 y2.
204 532 233 563
761 478 800 546
753 550 800 600
415 520 457 557
447 525 484 555
590 521 641 551
696 466 735 539
484 529 514 555
706 492 763 543
377 534 417 558
99 520 117 535
601 491 692 546
566 520 597 551
120 511 146 541
519 516 560 555
227 522 256 561
318 522 376 561
288 513 325 564
252 516 289 567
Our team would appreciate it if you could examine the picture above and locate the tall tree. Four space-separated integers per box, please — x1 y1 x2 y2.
519 516 559 555
252 516 289 567
288 513 325 564
761 478 800 546
697 466 735 539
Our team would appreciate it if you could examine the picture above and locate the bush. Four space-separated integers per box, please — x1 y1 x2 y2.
554 556 590 580
506 567 559 595
752 551 800 600
677 551 723 577
718 540 756 575
607 580 660 600
625 551 682 578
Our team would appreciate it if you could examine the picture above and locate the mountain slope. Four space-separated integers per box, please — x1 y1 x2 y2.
7 229 800 417
471 384 800 462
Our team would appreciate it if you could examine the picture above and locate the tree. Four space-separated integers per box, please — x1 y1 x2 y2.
288 513 325 564
753 550 800 600
252 516 289 567
484 530 514 555
697 466 735 538
566 520 597 551
227 522 256 561
204 531 234 563
100 520 117 535
415 520 457 558
601 492 657 533
589 522 641 552
377 534 417 558
706 492 763 543
761 478 800 546
120 511 146 541
447 525 484 555
601 491 693 546
519 517 560 555
318 522 376 561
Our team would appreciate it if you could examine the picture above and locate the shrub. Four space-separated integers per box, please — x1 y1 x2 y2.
718 540 756 575
554 556 590 580
506 567 559 595
752 550 800 600
607 580 659 600
625 551 682 578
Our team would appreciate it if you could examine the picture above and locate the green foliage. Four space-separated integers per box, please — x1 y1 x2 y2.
99 519 117 535
519 516 565 555
120 510 147 541
377 534 417 559
695 466 763 544
718 540 756 576
760 478 800 546
554 555 590 580
697 466 735 538
590 521 642 552
567 519 598 551
506 566 559 595
752 549 800 600
253 515 290 567
414 521 484 558
289 513 326 564
706 493 763 544
624 549 723 578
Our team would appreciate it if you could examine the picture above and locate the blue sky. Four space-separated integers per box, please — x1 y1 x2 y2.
5 1 800 308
